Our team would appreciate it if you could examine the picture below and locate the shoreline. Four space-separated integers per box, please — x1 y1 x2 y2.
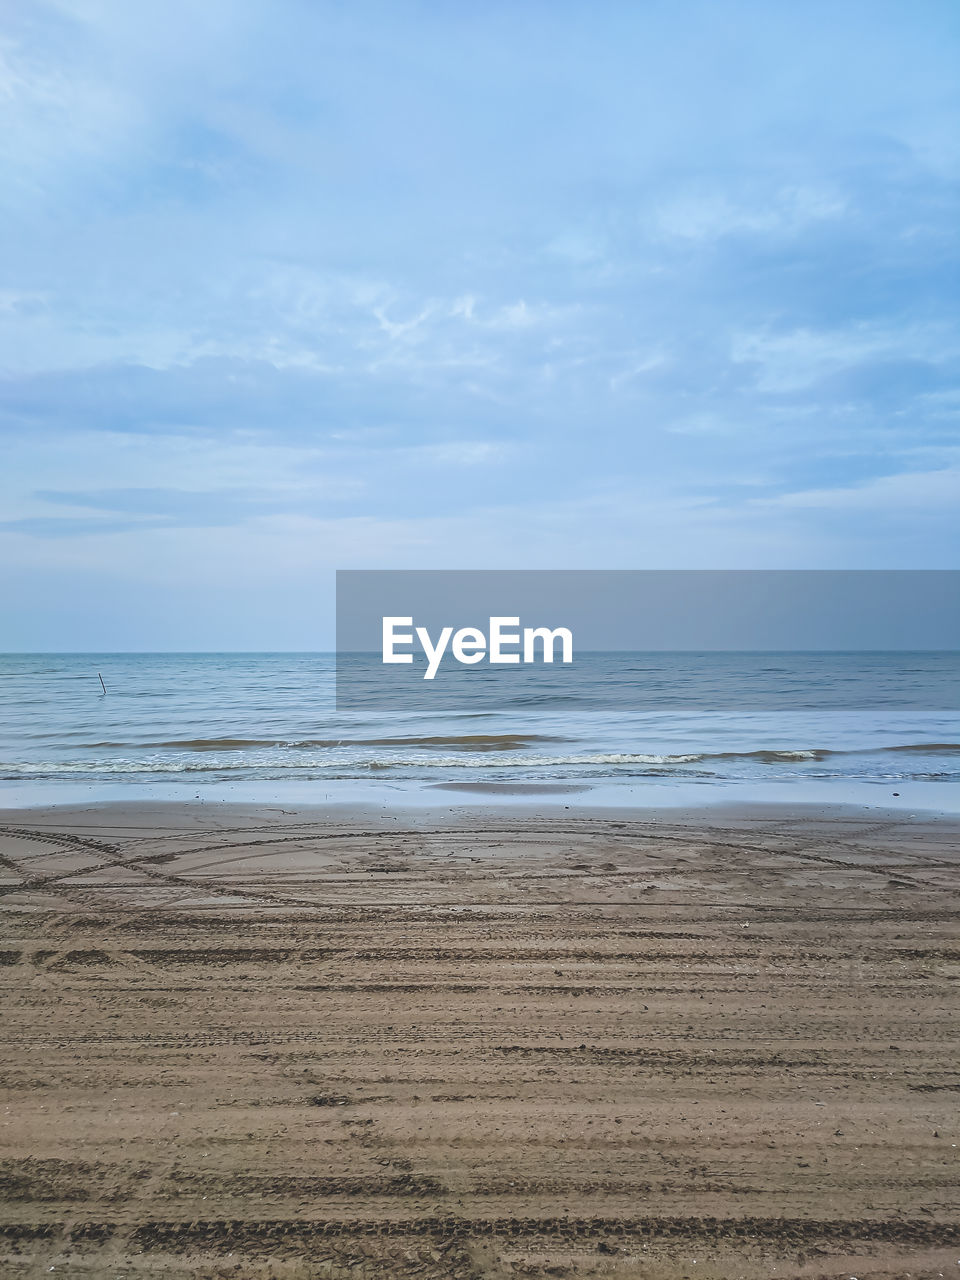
2 794 960 840
3 772 959 816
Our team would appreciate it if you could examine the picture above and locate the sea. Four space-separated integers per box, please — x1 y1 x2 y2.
1 651 959 810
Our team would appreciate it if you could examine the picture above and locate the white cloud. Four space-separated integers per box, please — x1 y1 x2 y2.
654 184 847 243
0 429 358 513
410 441 509 466
732 322 958 392
755 465 960 511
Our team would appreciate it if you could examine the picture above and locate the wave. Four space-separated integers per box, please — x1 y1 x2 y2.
693 744 960 762
710 748 834 762
2 753 710 775
71 739 960 761
5 742 960 777
83 733 569 753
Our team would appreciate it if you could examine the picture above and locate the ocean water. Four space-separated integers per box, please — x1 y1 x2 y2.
1 651 959 809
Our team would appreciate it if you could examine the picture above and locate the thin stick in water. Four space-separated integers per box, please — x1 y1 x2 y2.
98 672 107 695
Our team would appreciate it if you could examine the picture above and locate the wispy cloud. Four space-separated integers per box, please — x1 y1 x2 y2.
755 465 960 512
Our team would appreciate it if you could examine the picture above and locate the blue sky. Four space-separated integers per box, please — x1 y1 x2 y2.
1 0 958 649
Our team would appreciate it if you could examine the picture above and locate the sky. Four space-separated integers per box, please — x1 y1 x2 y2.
1 0 958 649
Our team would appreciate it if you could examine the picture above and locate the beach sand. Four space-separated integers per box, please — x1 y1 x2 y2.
1 801 958 1278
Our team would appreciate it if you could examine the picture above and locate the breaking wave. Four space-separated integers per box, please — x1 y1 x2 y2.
4 741 959 778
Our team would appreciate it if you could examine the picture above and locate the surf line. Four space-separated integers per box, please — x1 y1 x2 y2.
382 616 574 680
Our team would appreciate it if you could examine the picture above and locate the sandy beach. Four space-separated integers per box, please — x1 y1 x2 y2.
1 801 958 1278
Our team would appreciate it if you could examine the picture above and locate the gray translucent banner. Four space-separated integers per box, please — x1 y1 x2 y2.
336 570 960 711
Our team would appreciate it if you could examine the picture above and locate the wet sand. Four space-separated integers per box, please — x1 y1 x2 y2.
1 801 959 1278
